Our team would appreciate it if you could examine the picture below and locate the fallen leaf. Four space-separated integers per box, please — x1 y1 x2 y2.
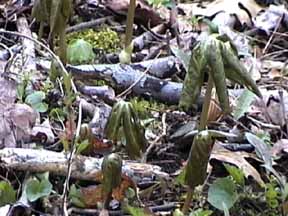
211 142 265 186
271 139 288 157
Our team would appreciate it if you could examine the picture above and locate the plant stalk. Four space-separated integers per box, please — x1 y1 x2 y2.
124 0 136 48
199 76 214 131
182 76 214 215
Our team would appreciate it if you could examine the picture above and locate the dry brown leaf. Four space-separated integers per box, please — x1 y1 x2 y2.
103 0 164 27
178 0 264 26
0 103 37 147
79 173 137 207
81 185 103 207
211 142 265 186
270 139 288 157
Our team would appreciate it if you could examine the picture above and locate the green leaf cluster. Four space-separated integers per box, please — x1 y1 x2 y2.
32 0 73 63
105 100 146 159
25 172 53 202
102 153 123 196
179 34 262 113
67 28 120 53
25 91 48 113
0 181 16 206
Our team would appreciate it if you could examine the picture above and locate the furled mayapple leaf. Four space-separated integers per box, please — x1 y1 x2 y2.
179 43 206 111
105 100 146 159
221 42 262 98
105 100 126 141
179 33 261 113
205 37 230 114
31 0 50 22
128 103 146 152
185 130 214 188
49 0 72 36
101 153 122 196
122 102 145 159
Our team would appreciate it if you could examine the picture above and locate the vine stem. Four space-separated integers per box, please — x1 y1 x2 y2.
182 76 214 215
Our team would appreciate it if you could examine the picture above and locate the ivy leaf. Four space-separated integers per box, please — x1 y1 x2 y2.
0 181 16 206
25 177 52 202
208 177 238 211
67 39 95 65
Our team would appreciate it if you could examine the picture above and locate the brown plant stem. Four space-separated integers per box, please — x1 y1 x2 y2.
182 76 214 215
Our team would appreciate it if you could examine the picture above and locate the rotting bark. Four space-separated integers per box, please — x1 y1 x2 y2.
0 148 168 183
67 63 183 104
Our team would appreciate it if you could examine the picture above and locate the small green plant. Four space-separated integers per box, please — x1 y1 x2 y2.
32 0 73 64
130 97 165 119
101 153 123 208
25 172 53 202
208 177 238 214
25 91 48 113
147 0 173 8
265 182 280 209
0 181 16 206
105 100 146 159
67 28 120 54
67 39 95 65
179 32 262 214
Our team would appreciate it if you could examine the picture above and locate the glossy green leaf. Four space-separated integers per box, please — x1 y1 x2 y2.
208 177 238 211
25 177 52 202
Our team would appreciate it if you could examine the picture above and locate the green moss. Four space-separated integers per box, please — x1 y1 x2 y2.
67 28 120 53
130 97 166 119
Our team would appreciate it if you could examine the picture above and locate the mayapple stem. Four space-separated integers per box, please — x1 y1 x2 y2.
125 0 136 48
182 76 214 215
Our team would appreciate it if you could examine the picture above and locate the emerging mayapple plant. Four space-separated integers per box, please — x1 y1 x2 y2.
179 33 262 113
105 100 146 159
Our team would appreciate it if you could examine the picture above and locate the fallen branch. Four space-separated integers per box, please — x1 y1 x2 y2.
0 148 168 183
67 63 183 104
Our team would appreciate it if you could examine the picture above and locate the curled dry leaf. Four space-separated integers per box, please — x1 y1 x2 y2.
270 139 288 157
211 142 264 186
0 103 37 148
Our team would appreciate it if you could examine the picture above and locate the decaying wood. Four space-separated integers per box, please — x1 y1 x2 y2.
0 148 168 183
67 63 183 104
16 17 36 72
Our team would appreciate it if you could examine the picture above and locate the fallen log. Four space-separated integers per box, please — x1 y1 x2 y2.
0 148 168 183
67 63 183 104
